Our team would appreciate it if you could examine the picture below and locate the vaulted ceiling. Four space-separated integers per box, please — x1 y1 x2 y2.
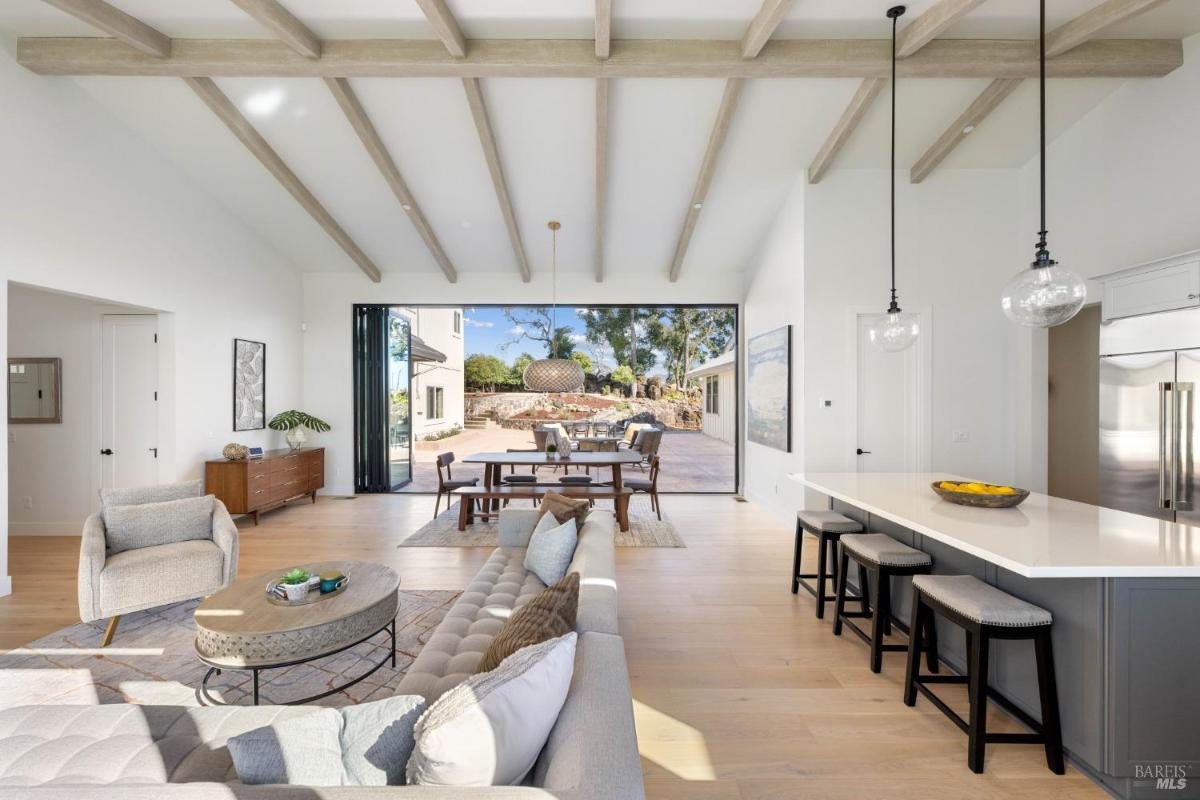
3 0 1197 283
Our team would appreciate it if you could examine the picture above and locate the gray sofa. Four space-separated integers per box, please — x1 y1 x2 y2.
0 509 644 800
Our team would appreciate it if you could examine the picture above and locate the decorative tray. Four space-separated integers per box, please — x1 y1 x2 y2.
265 575 349 607
931 481 1030 509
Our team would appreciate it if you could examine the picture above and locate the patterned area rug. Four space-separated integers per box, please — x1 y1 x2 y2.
399 504 686 548
0 590 459 710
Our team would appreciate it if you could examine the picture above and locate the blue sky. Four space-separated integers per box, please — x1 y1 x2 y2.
463 306 597 364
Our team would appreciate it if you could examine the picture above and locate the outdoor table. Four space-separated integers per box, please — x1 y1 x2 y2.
462 450 643 530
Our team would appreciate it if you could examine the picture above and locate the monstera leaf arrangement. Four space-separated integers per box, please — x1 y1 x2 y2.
269 410 331 450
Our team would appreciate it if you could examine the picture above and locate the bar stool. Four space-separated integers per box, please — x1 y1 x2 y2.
792 510 864 619
904 575 1064 775
833 533 937 674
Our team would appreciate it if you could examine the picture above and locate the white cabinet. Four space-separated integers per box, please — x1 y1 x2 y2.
1099 255 1200 322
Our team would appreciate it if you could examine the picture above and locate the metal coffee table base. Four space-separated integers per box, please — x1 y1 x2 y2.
198 618 397 706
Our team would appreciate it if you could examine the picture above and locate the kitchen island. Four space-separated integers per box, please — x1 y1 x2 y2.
792 473 1200 799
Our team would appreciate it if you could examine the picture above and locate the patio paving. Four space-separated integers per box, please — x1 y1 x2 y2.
398 425 734 493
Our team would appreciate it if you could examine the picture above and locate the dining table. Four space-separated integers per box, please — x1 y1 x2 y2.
462 450 644 530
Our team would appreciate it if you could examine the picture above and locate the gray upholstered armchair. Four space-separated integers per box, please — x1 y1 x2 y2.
79 480 238 646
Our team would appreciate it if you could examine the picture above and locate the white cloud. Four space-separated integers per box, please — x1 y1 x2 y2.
570 333 587 343
464 317 494 328
508 325 527 336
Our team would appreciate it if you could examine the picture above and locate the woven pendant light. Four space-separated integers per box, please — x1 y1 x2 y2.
524 221 585 393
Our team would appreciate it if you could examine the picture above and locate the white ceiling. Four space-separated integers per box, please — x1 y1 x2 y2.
1 1 1196 279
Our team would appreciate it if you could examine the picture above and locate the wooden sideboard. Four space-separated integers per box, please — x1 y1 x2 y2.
205 447 324 525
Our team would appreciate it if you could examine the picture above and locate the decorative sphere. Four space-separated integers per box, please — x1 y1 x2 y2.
523 358 585 393
1001 265 1087 327
868 310 920 352
222 442 250 460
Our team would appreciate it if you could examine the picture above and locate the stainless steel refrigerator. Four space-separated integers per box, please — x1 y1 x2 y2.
1099 307 1200 522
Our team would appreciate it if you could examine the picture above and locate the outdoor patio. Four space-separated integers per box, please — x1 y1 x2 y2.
400 425 734 493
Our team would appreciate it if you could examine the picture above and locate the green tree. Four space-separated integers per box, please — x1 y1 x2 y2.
502 307 575 358
610 365 635 397
463 354 509 391
649 307 736 388
510 352 535 388
579 308 656 390
570 350 593 374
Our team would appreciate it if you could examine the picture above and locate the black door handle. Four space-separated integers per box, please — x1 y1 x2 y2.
856 448 871 455
100 448 114 455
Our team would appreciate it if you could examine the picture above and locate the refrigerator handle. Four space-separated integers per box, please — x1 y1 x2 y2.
1176 381 1194 512
1160 382 1172 509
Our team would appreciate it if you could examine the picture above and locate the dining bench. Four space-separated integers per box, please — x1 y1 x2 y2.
453 484 633 531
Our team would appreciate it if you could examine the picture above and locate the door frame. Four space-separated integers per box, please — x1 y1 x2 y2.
843 306 933 473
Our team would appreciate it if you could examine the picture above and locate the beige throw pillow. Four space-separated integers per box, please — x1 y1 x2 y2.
477 572 579 673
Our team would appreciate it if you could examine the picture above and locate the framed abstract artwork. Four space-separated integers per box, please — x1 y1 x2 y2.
233 338 266 431
746 325 790 452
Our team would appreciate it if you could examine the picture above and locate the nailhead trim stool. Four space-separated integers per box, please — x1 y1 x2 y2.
833 533 937 674
904 574 1064 775
792 510 864 619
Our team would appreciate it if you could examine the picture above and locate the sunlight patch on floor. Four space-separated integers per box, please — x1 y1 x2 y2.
633 698 717 781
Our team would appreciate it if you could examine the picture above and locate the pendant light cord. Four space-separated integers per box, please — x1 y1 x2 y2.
551 225 558 358
888 8 900 313
1034 0 1054 267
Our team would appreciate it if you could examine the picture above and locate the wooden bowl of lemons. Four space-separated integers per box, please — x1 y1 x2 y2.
931 480 1029 508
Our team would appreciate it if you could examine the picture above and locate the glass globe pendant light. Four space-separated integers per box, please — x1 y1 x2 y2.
523 221 585 393
1000 0 1086 327
867 6 919 353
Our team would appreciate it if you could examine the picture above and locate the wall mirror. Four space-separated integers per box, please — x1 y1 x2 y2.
8 357 62 424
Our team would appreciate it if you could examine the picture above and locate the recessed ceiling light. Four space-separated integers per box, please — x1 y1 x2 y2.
401 204 412 211
244 87 285 118
693 202 703 210
962 124 976 135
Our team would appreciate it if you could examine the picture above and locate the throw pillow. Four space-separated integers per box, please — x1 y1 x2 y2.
99 479 202 507
536 491 589 529
339 695 427 786
102 494 215 555
407 632 578 787
227 708 346 786
524 515 577 585
477 572 580 672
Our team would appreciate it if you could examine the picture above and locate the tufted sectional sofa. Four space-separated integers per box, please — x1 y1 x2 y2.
0 508 644 800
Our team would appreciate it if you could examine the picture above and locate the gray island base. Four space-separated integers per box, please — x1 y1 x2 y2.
793 473 1200 800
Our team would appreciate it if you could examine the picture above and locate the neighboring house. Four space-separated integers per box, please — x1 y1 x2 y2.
686 345 736 445
398 307 465 441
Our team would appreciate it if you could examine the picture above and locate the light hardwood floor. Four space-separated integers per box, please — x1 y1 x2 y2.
0 493 1102 799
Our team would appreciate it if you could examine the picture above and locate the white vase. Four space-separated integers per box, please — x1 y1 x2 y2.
283 581 308 602
286 427 306 451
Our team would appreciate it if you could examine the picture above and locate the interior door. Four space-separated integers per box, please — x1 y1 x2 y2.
101 315 158 489
1174 349 1200 522
855 313 919 472
387 310 412 490
1099 351 1175 520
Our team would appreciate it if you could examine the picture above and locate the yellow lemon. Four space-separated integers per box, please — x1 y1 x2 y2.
994 486 1016 495
939 481 959 491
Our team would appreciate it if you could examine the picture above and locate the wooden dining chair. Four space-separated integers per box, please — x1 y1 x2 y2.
632 429 663 471
592 421 611 437
434 452 478 519
626 455 662 520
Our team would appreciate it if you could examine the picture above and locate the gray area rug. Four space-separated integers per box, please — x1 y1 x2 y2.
400 504 686 548
0 590 459 710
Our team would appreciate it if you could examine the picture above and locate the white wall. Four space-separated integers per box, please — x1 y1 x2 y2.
1 45 304 559
741 174 807 522
410 307 465 437
303 271 745 494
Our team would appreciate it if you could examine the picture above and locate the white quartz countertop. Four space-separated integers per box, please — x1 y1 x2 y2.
791 472 1200 578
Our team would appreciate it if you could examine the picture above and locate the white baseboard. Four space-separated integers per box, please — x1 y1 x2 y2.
0 575 11 598
8 521 81 536
320 485 355 497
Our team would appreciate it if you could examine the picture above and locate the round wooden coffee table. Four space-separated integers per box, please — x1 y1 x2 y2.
194 560 399 705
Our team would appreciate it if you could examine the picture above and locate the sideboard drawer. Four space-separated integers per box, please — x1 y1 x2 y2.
247 484 270 510
270 453 303 473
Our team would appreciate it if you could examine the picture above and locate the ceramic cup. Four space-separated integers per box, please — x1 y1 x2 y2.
282 581 309 602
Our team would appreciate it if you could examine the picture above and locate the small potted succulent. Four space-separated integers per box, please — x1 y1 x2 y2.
279 568 312 602
269 410 331 451
545 442 559 461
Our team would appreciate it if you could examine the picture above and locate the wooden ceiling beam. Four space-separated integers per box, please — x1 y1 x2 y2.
41 0 169 57
897 0 986 58
461 78 531 283
413 0 467 58
595 78 608 282
910 78 1022 183
741 0 796 59
807 77 885 184
669 79 743 282
228 0 321 59
184 77 381 282
1047 0 1169 58
17 37 1182 79
595 0 611 59
325 78 457 282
